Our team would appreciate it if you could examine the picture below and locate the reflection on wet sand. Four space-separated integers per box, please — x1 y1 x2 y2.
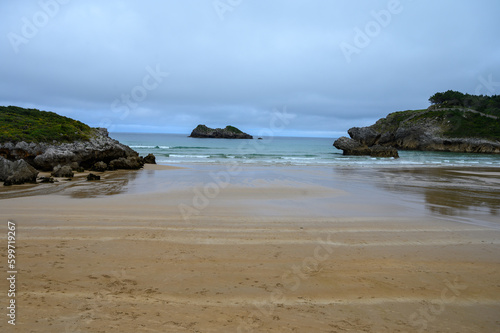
0 170 139 199
66 171 138 198
373 167 500 219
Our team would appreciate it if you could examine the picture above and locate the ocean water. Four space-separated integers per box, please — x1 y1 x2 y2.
111 133 500 167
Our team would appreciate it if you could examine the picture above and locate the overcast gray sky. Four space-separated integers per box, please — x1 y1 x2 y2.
1 1 499 137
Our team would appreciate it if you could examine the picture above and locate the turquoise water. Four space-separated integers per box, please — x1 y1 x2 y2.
111 133 500 167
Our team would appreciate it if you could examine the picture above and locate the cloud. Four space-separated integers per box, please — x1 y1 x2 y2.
1 0 499 137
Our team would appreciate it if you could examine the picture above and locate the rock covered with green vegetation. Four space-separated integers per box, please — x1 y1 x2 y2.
189 124 253 139
343 91 500 154
0 106 153 185
0 106 94 143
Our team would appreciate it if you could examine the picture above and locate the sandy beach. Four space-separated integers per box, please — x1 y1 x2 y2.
1 164 499 332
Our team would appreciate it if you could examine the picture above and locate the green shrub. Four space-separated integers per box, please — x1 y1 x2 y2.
0 106 94 143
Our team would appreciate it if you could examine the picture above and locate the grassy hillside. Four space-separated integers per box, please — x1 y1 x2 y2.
371 108 500 141
0 106 93 143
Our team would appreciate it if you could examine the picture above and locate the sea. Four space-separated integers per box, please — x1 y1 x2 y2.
111 133 500 167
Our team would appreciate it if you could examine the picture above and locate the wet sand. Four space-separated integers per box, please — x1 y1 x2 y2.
0 164 499 332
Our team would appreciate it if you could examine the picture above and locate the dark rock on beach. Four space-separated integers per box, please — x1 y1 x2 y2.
0 156 39 186
143 153 156 164
87 173 100 181
51 165 74 178
39 176 55 183
91 161 108 172
108 156 144 170
189 125 253 139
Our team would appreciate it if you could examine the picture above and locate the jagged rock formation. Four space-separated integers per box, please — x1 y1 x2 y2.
348 108 500 154
0 156 38 186
0 128 143 171
333 137 399 158
189 125 253 139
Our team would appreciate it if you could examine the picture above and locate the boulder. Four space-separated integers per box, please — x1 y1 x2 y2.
51 165 74 178
91 161 108 172
0 156 39 186
39 176 55 183
69 162 80 170
87 173 100 181
108 156 143 170
143 153 156 164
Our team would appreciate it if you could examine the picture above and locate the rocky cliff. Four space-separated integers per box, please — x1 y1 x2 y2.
344 108 500 154
189 125 253 139
0 128 142 171
0 106 152 185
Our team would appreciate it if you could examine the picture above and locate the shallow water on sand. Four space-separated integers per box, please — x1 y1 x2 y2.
2 164 498 228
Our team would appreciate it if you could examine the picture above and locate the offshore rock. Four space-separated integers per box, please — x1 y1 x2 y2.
333 137 399 158
189 125 253 139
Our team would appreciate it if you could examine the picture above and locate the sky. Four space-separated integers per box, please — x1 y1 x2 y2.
1 0 500 137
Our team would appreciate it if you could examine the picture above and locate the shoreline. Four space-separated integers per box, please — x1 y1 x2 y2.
0 163 499 332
